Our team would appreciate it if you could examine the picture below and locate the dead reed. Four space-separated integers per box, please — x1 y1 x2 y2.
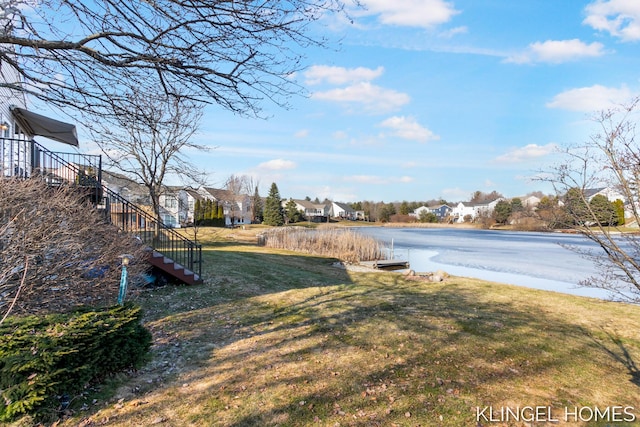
258 226 385 263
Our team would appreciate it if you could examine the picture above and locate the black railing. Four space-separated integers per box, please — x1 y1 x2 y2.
1 137 202 278
98 186 202 277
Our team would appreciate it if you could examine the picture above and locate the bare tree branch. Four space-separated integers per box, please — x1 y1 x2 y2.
0 178 148 315
543 97 640 303
89 92 207 222
0 0 354 118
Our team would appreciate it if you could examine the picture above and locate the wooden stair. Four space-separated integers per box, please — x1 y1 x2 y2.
148 250 203 286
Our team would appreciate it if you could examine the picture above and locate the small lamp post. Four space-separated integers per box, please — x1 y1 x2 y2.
118 254 133 305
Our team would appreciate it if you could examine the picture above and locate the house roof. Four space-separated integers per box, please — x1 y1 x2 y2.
184 188 204 200
333 201 355 212
584 187 607 198
102 170 146 192
202 187 247 202
293 199 325 210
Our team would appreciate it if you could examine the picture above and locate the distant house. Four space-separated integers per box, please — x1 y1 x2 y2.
517 195 541 209
330 201 364 220
101 170 151 206
451 198 504 223
158 186 182 228
179 188 205 226
584 187 625 203
200 187 252 226
286 199 330 222
411 204 452 221
412 206 430 218
430 204 452 220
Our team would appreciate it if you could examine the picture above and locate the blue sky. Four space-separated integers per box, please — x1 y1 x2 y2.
194 0 640 203
70 1 640 203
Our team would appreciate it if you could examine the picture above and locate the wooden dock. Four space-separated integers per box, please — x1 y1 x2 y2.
360 259 410 270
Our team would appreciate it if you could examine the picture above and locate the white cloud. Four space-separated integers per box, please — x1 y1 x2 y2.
346 175 414 185
495 143 558 163
378 116 440 142
359 0 460 28
257 159 297 171
546 84 632 112
312 82 411 114
294 129 309 138
584 0 640 41
439 26 468 38
304 65 384 85
505 39 606 64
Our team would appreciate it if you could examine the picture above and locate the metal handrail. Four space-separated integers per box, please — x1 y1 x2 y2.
99 186 202 277
1 137 202 278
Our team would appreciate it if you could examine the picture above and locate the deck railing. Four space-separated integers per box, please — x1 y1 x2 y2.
1 137 102 190
98 186 202 277
1 137 202 278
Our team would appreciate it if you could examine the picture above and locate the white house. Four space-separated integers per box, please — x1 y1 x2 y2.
286 199 330 222
179 188 205 226
584 187 625 203
1 52 79 177
412 206 430 218
518 195 541 209
200 187 253 226
330 201 364 220
451 199 504 223
158 186 182 228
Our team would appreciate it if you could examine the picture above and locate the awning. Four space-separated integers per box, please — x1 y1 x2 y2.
10 106 79 147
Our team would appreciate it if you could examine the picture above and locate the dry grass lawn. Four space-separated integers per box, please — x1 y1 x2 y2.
49 227 640 427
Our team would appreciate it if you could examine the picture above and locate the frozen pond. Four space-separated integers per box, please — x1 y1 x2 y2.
353 227 617 300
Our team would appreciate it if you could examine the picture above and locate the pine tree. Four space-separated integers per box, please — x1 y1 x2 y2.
252 185 263 224
194 199 202 224
263 182 284 226
285 198 302 223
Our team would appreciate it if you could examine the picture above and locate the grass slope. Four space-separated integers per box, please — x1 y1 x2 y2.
58 228 640 427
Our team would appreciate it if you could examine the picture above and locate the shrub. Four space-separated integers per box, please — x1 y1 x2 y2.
0 304 151 423
0 178 148 317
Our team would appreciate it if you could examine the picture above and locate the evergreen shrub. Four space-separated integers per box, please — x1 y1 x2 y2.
0 304 151 422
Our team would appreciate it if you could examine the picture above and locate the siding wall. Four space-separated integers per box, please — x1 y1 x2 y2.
0 58 28 134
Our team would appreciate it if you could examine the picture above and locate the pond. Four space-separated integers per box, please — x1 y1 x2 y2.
353 227 619 300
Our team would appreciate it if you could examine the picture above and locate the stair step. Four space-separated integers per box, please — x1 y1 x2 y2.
149 252 202 285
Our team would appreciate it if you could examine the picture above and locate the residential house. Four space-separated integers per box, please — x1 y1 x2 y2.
158 186 182 228
286 199 330 222
101 170 151 206
451 198 504 223
517 195 541 209
412 204 452 222
430 204 453 220
1 60 80 178
200 187 253 226
330 201 365 220
584 187 625 203
412 206 430 218
179 188 205 226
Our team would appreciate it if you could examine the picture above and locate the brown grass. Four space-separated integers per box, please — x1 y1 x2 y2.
257 226 385 263
42 227 640 427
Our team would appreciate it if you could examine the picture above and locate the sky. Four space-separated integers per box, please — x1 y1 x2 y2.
57 0 640 203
